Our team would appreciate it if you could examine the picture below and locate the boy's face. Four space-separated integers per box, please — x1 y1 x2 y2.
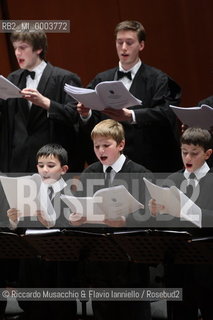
12 41 42 70
181 144 212 172
37 155 68 184
93 136 125 166
116 30 144 70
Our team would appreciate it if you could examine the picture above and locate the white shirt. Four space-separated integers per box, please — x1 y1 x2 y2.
26 60 47 108
26 60 47 89
103 154 126 184
118 59 141 91
184 162 210 186
45 177 67 199
118 59 142 123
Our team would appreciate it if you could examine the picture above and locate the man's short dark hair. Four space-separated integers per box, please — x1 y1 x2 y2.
115 20 146 42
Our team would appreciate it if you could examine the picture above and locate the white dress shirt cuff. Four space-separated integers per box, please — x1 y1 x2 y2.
9 219 18 230
131 110 136 123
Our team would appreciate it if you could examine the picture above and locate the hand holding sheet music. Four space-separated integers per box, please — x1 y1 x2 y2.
143 178 202 227
61 184 144 223
0 174 56 225
64 81 142 110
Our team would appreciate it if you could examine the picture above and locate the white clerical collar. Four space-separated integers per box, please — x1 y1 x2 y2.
184 161 210 180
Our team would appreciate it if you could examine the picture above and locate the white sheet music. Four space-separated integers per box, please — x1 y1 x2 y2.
64 81 142 110
0 174 56 225
170 104 213 130
61 185 144 222
0 75 22 99
143 178 201 227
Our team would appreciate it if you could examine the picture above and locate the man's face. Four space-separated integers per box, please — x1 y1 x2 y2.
93 136 125 166
181 144 212 172
116 30 144 70
12 41 42 70
37 155 68 184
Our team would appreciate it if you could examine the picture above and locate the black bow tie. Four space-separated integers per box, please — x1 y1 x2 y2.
117 70 132 80
23 70 36 79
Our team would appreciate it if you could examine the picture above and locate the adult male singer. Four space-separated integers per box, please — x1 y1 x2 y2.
78 20 182 173
0 26 83 173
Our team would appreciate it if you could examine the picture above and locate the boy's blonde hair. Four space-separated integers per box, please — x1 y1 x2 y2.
91 119 125 145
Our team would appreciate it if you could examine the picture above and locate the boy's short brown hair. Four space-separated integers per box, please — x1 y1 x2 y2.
181 127 212 151
10 24 47 60
91 119 125 145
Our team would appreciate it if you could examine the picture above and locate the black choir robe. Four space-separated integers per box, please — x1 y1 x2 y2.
81 63 183 173
0 62 84 173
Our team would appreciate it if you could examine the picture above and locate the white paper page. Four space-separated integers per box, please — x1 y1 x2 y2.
64 81 141 110
144 178 202 227
0 75 22 99
64 85 94 94
61 195 106 222
179 191 202 228
143 178 180 217
61 185 143 222
93 185 144 219
95 81 142 109
170 104 213 130
64 84 104 109
0 174 42 218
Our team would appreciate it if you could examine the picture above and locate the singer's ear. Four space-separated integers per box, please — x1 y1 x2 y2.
61 165 69 174
205 148 212 160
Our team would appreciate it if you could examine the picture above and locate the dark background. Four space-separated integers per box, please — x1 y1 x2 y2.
0 0 212 105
